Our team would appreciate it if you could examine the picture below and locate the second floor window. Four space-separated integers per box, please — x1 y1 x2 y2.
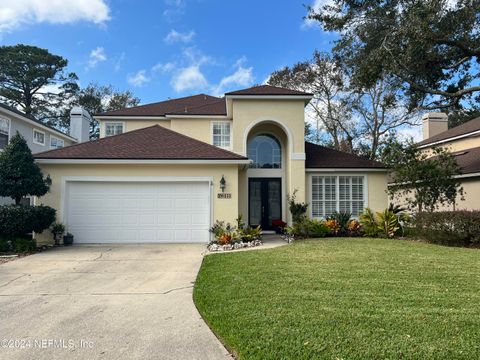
33 129 45 145
212 122 231 148
247 134 282 169
105 122 124 137
0 117 8 150
50 136 65 149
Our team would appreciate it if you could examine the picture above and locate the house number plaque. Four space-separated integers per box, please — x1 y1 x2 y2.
217 193 232 199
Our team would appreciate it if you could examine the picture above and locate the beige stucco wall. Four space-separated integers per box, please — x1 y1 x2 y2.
392 177 480 212
423 136 480 153
231 99 307 206
98 119 171 137
305 171 389 217
35 163 239 245
170 119 223 145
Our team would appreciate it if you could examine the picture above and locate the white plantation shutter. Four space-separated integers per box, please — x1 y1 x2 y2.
351 176 364 216
312 175 365 218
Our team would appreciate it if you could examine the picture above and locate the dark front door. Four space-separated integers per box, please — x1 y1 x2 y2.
248 178 282 230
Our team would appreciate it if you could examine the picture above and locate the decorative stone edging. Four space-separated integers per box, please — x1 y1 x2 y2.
207 239 263 252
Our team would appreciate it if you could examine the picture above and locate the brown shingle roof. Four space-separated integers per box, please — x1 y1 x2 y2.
305 142 386 169
418 116 480 146
451 146 480 175
225 84 313 96
34 125 247 161
96 94 225 117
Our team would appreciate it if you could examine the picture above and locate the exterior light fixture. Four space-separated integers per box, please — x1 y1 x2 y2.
220 175 226 192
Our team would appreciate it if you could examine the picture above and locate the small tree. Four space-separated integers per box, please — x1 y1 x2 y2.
0 133 51 204
383 140 463 212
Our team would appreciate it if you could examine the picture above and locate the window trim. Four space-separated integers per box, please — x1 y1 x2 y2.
211 121 232 149
104 121 125 137
50 135 65 149
309 173 368 219
33 129 46 146
0 116 10 151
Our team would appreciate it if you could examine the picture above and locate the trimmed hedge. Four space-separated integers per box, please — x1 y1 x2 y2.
414 211 480 246
0 205 56 236
0 236 36 253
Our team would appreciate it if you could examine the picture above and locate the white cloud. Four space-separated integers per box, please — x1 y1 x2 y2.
171 65 208 92
0 0 110 33
127 70 150 87
114 52 126 72
212 65 254 96
164 29 195 44
302 0 334 29
152 62 176 73
396 125 423 143
87 47 107 69
163 0 186 21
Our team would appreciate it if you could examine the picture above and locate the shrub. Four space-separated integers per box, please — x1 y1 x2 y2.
377 209 400 238
288 190 309 223
347 219 362 236
0 205 56 236
359 208 380 237
414 211 480 246
309 219 330 237
0 236 36 253
209 218 261 244
328 211 351 234
325 219 340 235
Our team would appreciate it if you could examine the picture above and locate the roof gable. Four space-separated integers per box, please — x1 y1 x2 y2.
35 125 247 160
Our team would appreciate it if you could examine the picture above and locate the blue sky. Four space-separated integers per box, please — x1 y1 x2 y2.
0 0 334 104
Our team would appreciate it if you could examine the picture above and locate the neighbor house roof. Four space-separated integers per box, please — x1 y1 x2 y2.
0 102 75 140
96 94 226 117
450 147 480 175
305 142 386 169
418 116 480 147
34 125 248 161
225 84 313 96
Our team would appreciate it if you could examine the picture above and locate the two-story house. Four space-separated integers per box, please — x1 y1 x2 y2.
33 85 388 244
0 103 88 205
418 112 480 210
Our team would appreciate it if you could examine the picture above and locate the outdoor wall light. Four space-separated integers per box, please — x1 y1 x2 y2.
220 175 226 192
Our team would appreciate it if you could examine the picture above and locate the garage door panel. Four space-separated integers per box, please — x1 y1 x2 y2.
66 181 210 243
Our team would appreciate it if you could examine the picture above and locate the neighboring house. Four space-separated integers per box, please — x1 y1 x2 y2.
33 85 388 244
0 104 89 205
417 113 480 210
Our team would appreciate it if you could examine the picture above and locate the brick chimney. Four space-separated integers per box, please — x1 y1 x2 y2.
422 112 448 140
69 107 91 143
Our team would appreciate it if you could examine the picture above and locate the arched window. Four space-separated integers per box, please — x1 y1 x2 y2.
247 134 281 168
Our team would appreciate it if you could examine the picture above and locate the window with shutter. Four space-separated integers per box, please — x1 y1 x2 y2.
311 175 365 218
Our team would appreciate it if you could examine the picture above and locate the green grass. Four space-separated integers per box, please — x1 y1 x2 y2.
193 238 480 359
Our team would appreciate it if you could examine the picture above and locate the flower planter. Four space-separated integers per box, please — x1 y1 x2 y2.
63 234 74 246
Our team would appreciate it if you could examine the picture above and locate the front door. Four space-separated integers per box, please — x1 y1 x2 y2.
248 178 282 230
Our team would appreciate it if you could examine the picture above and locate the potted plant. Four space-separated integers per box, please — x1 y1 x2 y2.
63 232 74 246
51 222 66 246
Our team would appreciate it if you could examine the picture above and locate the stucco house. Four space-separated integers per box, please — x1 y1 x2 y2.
418 113 480 210
0 103 86 205
33 85 388 244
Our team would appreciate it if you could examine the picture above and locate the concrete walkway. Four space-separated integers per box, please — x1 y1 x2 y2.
0 245 231 360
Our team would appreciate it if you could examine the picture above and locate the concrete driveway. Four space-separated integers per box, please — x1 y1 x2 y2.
0 245 231 360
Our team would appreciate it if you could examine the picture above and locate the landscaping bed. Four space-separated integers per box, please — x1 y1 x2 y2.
194 238 480 359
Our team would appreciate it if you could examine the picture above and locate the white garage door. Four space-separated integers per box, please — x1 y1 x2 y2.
66 181 211 243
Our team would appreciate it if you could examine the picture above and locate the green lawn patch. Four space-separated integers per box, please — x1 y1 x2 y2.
193 238 480 359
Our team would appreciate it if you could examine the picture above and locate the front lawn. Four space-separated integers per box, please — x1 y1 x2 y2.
194 238 480 359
